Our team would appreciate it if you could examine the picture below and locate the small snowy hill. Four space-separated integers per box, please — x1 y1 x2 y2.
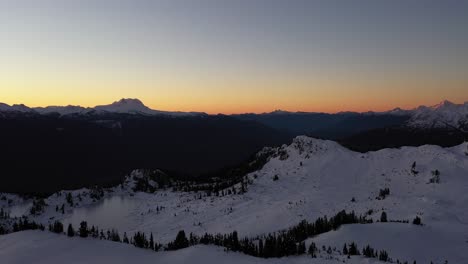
3 136 467 263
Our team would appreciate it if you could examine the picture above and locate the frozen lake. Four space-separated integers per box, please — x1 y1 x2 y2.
62 195 142 232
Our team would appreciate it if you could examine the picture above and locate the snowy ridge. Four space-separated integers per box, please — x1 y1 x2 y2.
250 100 468 130
0 103 34 113
360 100 468 129
34 105 90 115
407 100 468 129
2 136 468 263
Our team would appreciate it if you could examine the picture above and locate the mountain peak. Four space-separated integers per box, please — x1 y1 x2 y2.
269 109 291 115
408 100 468 129
0 103 33 112
94 98 154 114
432 100 456 109
111 98 145 107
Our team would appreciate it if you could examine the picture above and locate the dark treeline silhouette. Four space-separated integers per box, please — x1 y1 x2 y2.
0 113 288 194
172 210 372 258
11 217 45 232
130 146 273 195
339 127 466 152
378 188 390 200
234 112 410 139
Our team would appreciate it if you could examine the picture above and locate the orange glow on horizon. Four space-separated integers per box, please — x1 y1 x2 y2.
1 92 467 115
1 70 467 115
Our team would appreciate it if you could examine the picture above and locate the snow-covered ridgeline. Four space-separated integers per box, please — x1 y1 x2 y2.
1 99 468 129
1 136 468 263
407 100 468 129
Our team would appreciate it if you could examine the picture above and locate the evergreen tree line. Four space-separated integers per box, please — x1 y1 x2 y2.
1 211 423 263
377 188 390 199
5 210 371 259
131 148 274 195
12 217 45 232
0 208 10 219
354 243 389 261
168 210 372 258
30 198 47 215
61 221 163 251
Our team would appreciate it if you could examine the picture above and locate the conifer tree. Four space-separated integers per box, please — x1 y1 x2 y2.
79 221 88 237
52 221 64 233
380 211 388 222
258 239 264 257
123 232 129 243
343 243 348 255
172 230 189 249
297 241 306 254
412 216 422 225
66 193 73 206
232 231 240 251
67 224 75 237
149 233 155 250
348 242 360 255
308 242 317 258
379 250 389 261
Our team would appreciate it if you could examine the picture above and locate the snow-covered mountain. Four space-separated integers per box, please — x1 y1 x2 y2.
94 98 160 115
93 98 205 116
407 100 468 130
0 99 206 117
2 99 467 130
235 100 468 140
34 105 90 115
2 136 467 263
0 103 34 113
343 100 468 130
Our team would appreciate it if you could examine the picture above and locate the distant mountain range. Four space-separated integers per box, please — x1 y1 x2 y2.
234 100 468 136
0 98 206 117
0 98 466 194
1 98 466 131
0 101 287 194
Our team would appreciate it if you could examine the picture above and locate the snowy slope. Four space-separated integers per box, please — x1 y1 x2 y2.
0 231 382 264
3 136 467 263
311 222 467 264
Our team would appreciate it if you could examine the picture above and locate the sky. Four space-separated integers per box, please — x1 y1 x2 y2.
1 0 467 114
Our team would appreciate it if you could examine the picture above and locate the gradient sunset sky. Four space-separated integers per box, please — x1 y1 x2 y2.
1 0 467 114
